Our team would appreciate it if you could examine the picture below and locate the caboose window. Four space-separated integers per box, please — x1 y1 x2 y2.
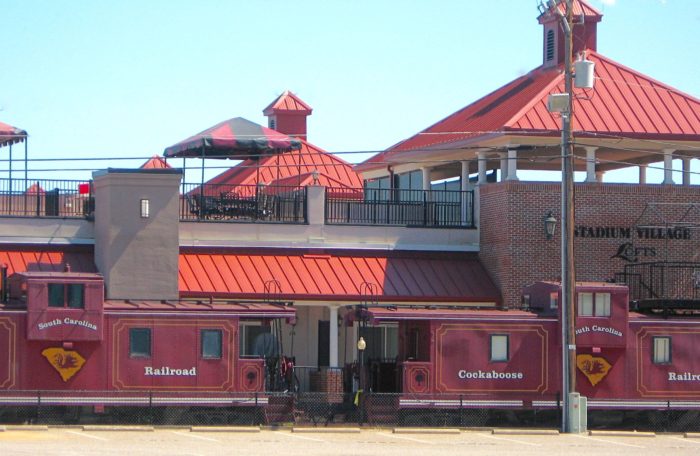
578 292 594 316
129 328 151 358
595 293 611 316
653 336 671 364
490 334 509 362
48 283 85 309
201 329 222 359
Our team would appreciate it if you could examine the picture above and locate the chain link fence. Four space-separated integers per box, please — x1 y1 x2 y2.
1 391 699 431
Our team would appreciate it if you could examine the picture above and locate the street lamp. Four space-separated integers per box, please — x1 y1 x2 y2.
357 336 366 391
544 212 557 239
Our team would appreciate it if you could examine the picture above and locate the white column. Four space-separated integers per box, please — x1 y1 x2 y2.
478 151 487 185
499 153 508 181
461 161 470 226
329 305 339 368
584 146 597 182
663 149 675 185
421 167 431 191
682 157 692 186
460 161 470 191
506 148 519 181
639 165 647 184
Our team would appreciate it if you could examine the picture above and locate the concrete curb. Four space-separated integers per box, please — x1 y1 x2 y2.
393 428 460 434
190 426 260 433
292 427 361 433
492 428 559 435
82 425 154 432
5 425 49 431
588 430 656 438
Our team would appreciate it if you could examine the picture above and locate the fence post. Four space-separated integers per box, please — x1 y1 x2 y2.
36 391 42 424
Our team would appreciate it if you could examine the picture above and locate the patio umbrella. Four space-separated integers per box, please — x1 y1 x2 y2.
163 117 301 159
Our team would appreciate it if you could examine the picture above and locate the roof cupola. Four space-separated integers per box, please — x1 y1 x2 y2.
538 0 602 68
263 91 313 141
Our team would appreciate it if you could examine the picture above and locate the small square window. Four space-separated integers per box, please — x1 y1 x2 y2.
140 199 150 218
201 329 222 359
490 334 509 362
595 293 611 317
653 336 671 364
129 328 151 358
48 283 65 308
578 292 593 316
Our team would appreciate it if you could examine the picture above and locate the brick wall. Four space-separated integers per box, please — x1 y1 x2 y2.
479 181 700 308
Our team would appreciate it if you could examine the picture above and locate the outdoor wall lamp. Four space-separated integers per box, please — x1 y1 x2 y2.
357 336 366 351
544 212 557 239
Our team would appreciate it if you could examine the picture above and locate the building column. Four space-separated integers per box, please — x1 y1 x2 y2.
460 161 470 191
506 148 519 181
584 146 597 182
478 151 487 185
421 167 431 191
663 149 675 185
329 305 339 368
460 161 470 226
682 157 692 186
499 153 508 181
639 164 647 184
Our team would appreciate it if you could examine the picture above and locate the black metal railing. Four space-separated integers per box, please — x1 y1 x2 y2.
615 262 700 311
325 187 474 228
0 178 93 218
180 182 307 224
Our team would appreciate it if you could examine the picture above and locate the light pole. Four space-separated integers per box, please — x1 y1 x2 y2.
547 0 577 433
357 336 366 425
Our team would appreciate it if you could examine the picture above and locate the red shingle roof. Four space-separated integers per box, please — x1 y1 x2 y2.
178 249 500 304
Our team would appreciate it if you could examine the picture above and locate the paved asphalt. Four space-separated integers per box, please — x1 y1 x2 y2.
1 427 700 455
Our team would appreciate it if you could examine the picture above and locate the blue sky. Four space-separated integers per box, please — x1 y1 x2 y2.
0 0 698 183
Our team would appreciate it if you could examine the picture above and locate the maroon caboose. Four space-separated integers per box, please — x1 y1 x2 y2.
356 281 700 416
0 270 294 411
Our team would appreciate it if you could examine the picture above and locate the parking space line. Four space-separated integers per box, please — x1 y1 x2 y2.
475 433 542 446
170 430 221 442
64 430 109 441
278 432 326 443
381 432 435 445
665 436 700 445
569 434 645 448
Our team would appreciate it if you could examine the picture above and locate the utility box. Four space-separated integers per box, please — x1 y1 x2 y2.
568 392 588 433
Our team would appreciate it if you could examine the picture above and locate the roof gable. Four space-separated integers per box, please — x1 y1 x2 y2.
263 90 313 115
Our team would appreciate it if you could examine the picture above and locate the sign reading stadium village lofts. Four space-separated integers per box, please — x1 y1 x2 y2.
573 225 692 263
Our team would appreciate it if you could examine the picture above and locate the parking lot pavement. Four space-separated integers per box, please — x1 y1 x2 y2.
1 428 700 456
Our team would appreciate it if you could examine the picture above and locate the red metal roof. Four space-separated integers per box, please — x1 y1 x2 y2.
0 247 96 275
359 50 700 169
263 91 313 115
0 121 27 147
538 0 602 23
141 155 171 169
178 249 500 304
205 140 362 189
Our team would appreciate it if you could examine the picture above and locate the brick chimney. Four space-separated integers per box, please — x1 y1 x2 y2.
263 91 313 141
